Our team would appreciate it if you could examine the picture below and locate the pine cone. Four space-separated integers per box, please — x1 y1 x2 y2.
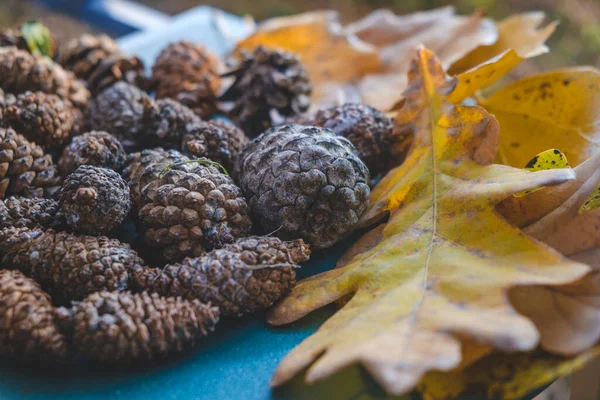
56 291 219 363
152 41 220 120
89 82 149 151
0 196 58 229
221 46 311 137
0 269 67 363
59 34 144 95
0 21 58 59
141 97 201 149
0 127 61 199
0 47 90 108
57 165 130 234
312 103 394 176
0 88 17 124
181 119 248 173
235 124 370 249
58 131 126 175
123 148 192 209
134 236 309 316
4 91 83 149
139 163 252 262
0 227 145 300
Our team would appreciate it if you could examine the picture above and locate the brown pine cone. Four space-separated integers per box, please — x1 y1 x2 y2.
0 227 145 300
58 131 126 175
4 91 83 149
0 269 67 363
56 291 219 363
0 196 58 229
235 124 370 249
181 119 248 173
221 46 311 137
89 82 150 151
122 148 192 209
0 127 61 199
152 41 221 120
138 163 252 262
141 97 201 149
0 88 17 124
312 103 394 176
57 166 131 234
59 34 144 95
134 236 309 316
0 47 90 108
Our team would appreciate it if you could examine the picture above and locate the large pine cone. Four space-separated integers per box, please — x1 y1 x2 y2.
152 41 220 120
0 269 67 363
138 163 252 262
0 47 89 108
0 127 61 199
221 46 311 137
4 91 83 149
141 97 201 149
59 34 144 95
0 227 145 301
89 82 150 151
122 148 192 209
0 196 58 229
312 103 395 177
58 131 126 175
56 291 219 363
181 119 248 173
235 124 370 249
134 236 309 316
57 165 131 234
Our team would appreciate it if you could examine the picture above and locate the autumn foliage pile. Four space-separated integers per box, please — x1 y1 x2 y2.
233 7 600 399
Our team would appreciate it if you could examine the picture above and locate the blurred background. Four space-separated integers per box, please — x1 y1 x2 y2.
1 0 599 76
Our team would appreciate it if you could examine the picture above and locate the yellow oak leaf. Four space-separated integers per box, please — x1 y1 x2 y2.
418 344 600 400
479 67 600 168
267 48 588 395
447 12 556 103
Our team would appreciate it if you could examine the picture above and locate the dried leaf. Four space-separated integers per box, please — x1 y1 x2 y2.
447 13 556 103
233 11 381 110
480 67 600 168
267 48 587 395
418 344 600 400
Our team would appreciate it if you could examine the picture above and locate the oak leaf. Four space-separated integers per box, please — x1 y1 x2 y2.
267 48 588 395
480 67 600 168
447 13 556 103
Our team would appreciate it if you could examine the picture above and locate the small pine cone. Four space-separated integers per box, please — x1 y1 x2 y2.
57 165 130 234
0 88 17 124
139 163 252 262
312 103 394 176
221 46 311 137
57 291 219 363
0 196 58 229
89 82 150 151
0 47 89 108
58 131 126 175
235 124 370 249
0 226 145 300
0 127 61 199
181 120 248 173
141 97 201 149
4 91 83 149
123 148 192 209
59 34 144 95
134 236 309 316
152 41 221 120
0 269 67 363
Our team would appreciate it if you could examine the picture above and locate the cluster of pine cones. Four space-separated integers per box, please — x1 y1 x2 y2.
0 22 407 365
